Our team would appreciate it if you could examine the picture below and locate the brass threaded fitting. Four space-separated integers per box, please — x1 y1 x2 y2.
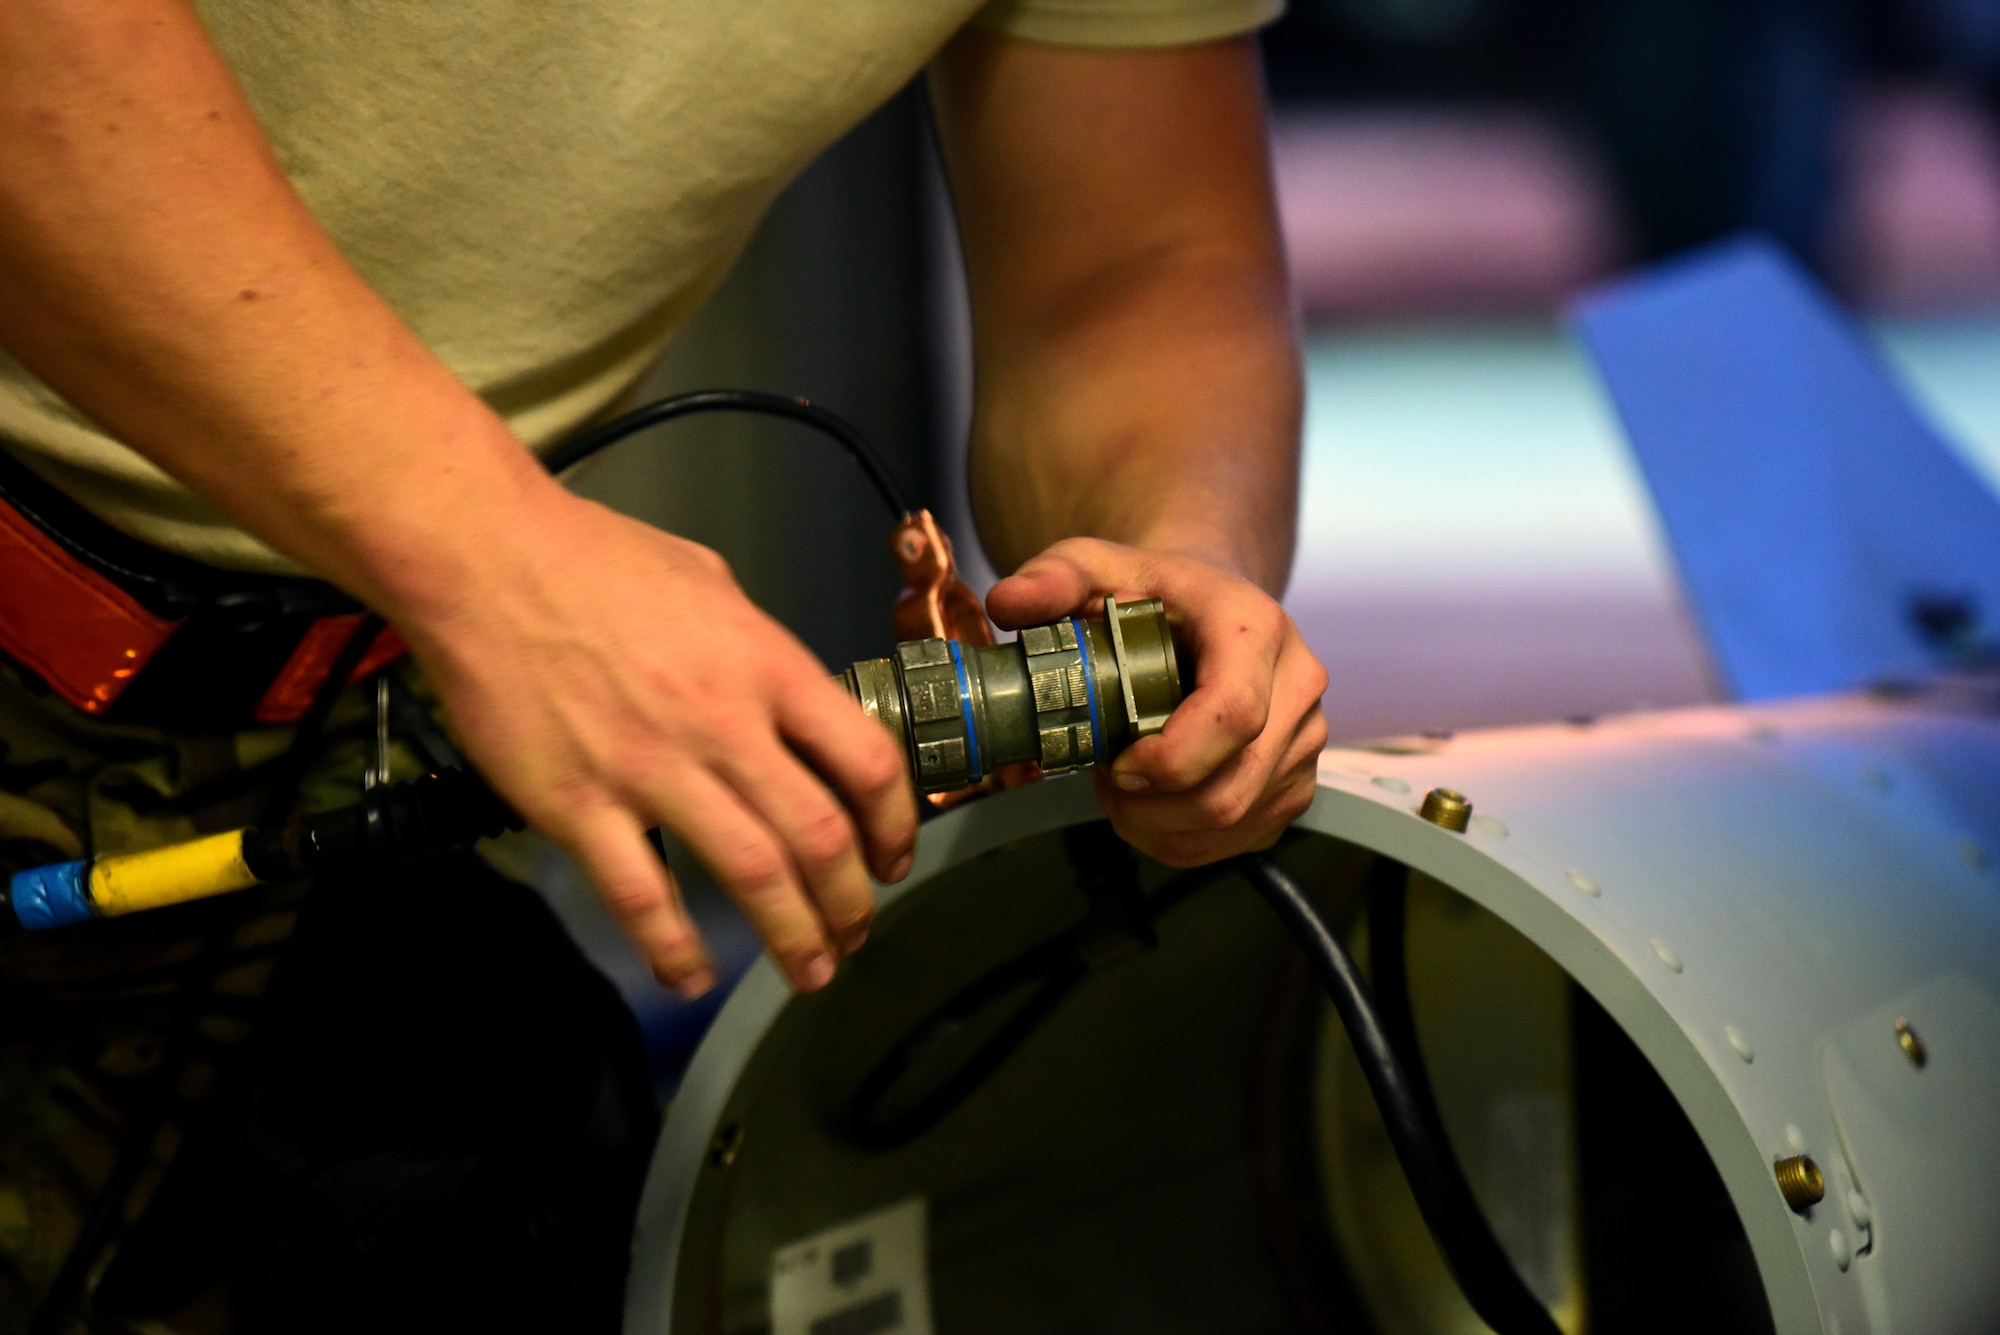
1774 1154 1825 1212
1896 1017 1927 1068
1420 788 1472 832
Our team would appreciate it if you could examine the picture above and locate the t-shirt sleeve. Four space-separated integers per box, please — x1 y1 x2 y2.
973 0 1283 48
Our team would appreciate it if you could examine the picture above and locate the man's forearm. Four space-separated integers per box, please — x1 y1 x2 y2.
964 248 1300 594
0 0 554 624
933 30 1301 595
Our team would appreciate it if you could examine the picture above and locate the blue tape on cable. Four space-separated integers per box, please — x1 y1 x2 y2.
947 639 983 782
11 861 93 931
1070 617 1104 756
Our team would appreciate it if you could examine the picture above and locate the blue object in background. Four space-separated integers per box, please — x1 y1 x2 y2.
1571 235 2000 700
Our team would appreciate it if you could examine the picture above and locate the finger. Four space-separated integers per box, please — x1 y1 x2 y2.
561 802 715 997
986 538 1141 627
1102 737 1278 835
1104 711 1324 866
777 669 918 884
993 540 1291 793
1112 601 1294 793
717 738 876 956
1104 671 1320 839
1215 759 1321 858
648 767 838 993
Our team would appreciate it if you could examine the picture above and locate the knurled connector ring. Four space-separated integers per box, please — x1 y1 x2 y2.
1020 619 1097 774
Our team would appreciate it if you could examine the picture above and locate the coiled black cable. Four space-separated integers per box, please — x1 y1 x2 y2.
1235 852 1562 1335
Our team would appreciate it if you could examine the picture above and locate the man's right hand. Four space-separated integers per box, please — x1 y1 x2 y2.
397 487 918 998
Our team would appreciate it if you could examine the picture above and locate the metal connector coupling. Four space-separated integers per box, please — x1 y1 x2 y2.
840 596 1183 794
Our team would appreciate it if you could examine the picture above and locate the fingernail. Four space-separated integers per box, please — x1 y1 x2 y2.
1114 770 1151 793
673 969 715 1000
888 853 913 883
800 953 836 991
839 925 869 955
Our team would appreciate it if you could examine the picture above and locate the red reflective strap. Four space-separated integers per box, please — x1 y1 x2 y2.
0 499 179 714
351 623 407 679
253 616 408 724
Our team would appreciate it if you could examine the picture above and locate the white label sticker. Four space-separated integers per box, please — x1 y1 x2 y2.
770 1197 933 1335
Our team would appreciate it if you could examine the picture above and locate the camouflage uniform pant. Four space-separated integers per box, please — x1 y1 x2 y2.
0 661 656 1333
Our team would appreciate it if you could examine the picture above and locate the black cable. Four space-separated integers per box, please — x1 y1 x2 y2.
255 613 389 830
1234 852 1561 1335
837 845 1560 1335
839 943 1089 1152
540 389 913 519
1364 856 1456 1152
836 862 1219 1152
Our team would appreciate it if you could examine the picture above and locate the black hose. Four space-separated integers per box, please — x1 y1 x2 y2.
1365 856 1455 1152
255 612 389 830
835 860 1218 1152
838 944 1089 1152
1234 852 1562 1335
540 389 913 519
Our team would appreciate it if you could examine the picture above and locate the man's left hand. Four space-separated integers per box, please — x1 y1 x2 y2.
987 538 1328 866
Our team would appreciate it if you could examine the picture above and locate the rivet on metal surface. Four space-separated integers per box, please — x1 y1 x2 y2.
1830 1228 1852 1271
1846 1189 1872 1229
1371 775 1411 795
1565 868 1601 897
1895 1017 1927 1068
1725 1024 1755 1063
1775 1155 1826 1212
708 1122 744 1169
1650 939 1683 974
1785 1123 1808 1154
1419 788 1472 832
1470 814 1508 838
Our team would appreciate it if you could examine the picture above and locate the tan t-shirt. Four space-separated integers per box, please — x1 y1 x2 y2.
0 0 1277 574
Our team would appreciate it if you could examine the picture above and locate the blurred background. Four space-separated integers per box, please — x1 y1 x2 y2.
542 0 2000 1095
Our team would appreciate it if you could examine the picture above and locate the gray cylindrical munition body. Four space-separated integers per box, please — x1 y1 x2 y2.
628 684 2000 1335
840 597 1183 794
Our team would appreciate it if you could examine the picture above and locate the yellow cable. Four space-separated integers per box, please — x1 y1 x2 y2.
88 830 260 918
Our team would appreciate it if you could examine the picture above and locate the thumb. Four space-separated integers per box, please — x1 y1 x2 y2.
987 563 1080 629
986 539 1134 629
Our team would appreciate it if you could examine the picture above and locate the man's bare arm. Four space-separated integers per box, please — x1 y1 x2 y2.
932 31 1326 865
0 0 915 991
931 29 1301 591
0 0 517 595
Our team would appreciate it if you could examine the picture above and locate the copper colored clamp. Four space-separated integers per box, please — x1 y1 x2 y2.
887 511 1039 807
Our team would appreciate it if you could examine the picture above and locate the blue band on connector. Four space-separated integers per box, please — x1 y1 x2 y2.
11 861 94 931
947 638 983 783
1070 617 1104 756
